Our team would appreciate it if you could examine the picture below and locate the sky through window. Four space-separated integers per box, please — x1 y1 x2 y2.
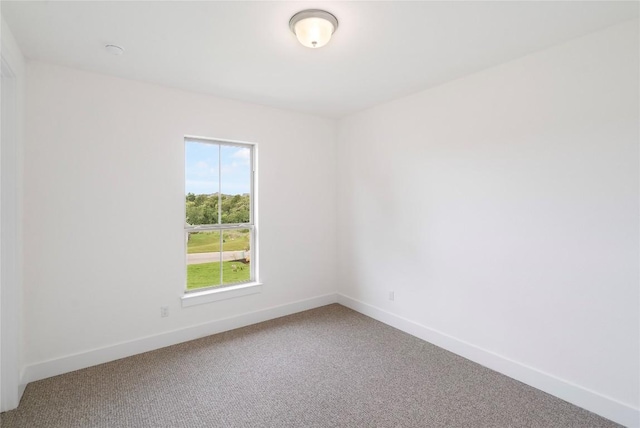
185 140 250 195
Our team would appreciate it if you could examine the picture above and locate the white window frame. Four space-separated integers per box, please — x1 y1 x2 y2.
182 137 259 304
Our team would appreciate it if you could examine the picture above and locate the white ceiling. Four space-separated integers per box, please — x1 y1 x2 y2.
2 1 638 118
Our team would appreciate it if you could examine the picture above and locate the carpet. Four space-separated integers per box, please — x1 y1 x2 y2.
0 304 619 427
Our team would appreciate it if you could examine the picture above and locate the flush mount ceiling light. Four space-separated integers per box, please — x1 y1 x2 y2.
289 9 338 48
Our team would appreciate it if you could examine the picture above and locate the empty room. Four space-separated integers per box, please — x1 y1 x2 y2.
0 1 638 427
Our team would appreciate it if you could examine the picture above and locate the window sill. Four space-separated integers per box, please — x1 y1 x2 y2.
181 282 263 307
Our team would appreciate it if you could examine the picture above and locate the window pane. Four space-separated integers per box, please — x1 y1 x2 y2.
222 229 251 285
186 231 222 290
185 141 219 226
220 145 251 224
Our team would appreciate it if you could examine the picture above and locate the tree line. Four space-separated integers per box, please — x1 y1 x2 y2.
186 193 250 225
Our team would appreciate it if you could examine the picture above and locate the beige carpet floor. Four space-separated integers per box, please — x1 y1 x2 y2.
0 304 620 427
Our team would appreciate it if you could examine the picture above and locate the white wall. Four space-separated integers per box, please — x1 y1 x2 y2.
337 20 639 424
23 62 337 368
1 16 26 411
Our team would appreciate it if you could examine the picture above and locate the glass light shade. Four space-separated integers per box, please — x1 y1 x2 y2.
294 17 335 48
289 10 338 49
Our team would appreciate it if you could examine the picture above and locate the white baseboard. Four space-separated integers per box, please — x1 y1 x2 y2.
18 382 26 401
22 293 338 386
337 293 640 428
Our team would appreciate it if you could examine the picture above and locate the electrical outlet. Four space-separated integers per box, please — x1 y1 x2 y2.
160 306 169 318
388 291 395 301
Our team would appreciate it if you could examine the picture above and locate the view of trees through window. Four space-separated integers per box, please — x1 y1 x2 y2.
185 139 253 291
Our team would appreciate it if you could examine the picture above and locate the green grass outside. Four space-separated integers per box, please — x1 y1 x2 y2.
187 261 251 290
187 230 250 254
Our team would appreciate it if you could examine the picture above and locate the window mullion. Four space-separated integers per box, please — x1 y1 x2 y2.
218 143 222 225
218 143 223 286
185 223 251 232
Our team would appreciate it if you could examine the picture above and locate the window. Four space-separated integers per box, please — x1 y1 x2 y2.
184 138 256 292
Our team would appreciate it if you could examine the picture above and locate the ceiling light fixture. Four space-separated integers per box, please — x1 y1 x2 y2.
289 9 338 49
